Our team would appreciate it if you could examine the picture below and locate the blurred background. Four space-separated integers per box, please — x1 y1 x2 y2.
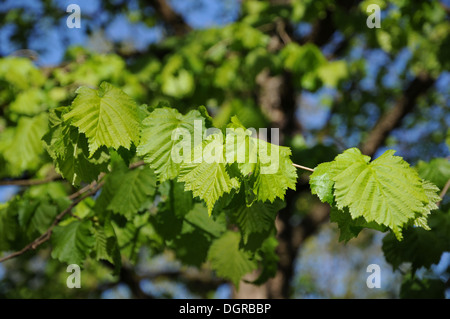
0 0 449 298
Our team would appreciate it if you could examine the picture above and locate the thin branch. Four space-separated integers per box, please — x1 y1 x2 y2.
0 174 62 186
68 173 105 200
0 160 146 263
275 19 292 45
361 74 435 156
0 181 103 263
440 179 450 199
129 160 146 169
292 163 314 172
437 179 450 207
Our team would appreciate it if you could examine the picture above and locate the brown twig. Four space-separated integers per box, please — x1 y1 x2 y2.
129 160 146 169
68 173 105 200
276 19 292 45
437 179 450 207
0 160 146 263
0 174 62 186
0 181 103 263
292 163 314 172
0 158 306 264
361 74 435 156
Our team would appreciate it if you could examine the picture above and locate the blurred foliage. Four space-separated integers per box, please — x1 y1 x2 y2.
0 0 449 299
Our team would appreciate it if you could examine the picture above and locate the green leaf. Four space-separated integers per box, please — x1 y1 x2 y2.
414 180 441 230
233 199 284 243
207 231 258 288
92 222 121 271
316 60 348 88
224 119 258 176
198 105 213 128
0 204 18 251
3 113 48 174
106 166 157 219
95 157 156 220
252 143 297 203
383 229 445 271
0 57 45 89
162 69 195 98
280 43 326 74
309 161 335 204
330 206 387 242
56 134 109 186
137 107 204 182
43 107 109 186
225 118 297 203
382 210 450 270
64 82 141 155
15 190 70 240
171 229 211 267
151 205 184 241
332 148 430 239
400 275 445 299
158 180 194 218
92 226 111 262
416 158 450 189
112 219 148 263
9 88 47 115
51 220 95 266
32 202 58 234
252 236 279 285
178 135 240 214
43 107 72 160
184 203 226 238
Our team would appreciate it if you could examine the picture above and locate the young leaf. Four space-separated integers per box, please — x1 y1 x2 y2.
184 203 226 238
64 82 141 155
51 220 95 266
332 148 430 239
400 275 446 299
137 107 204 182
252 143 297 203
92 221 121 271
31 202 58 234
93 226 111 262
309 161 335 204
158 180 194 218
4 113 48 174
207 231 258 288
43 107 109 186
0 205 18 251
233 199 284 243
330 206 387 242
414 180 441 229
382 210 450 270
106 166 157 219
178 135 239 214
252 236 279 285
416 158 450 189
225 117 297 202
171 229 211 267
